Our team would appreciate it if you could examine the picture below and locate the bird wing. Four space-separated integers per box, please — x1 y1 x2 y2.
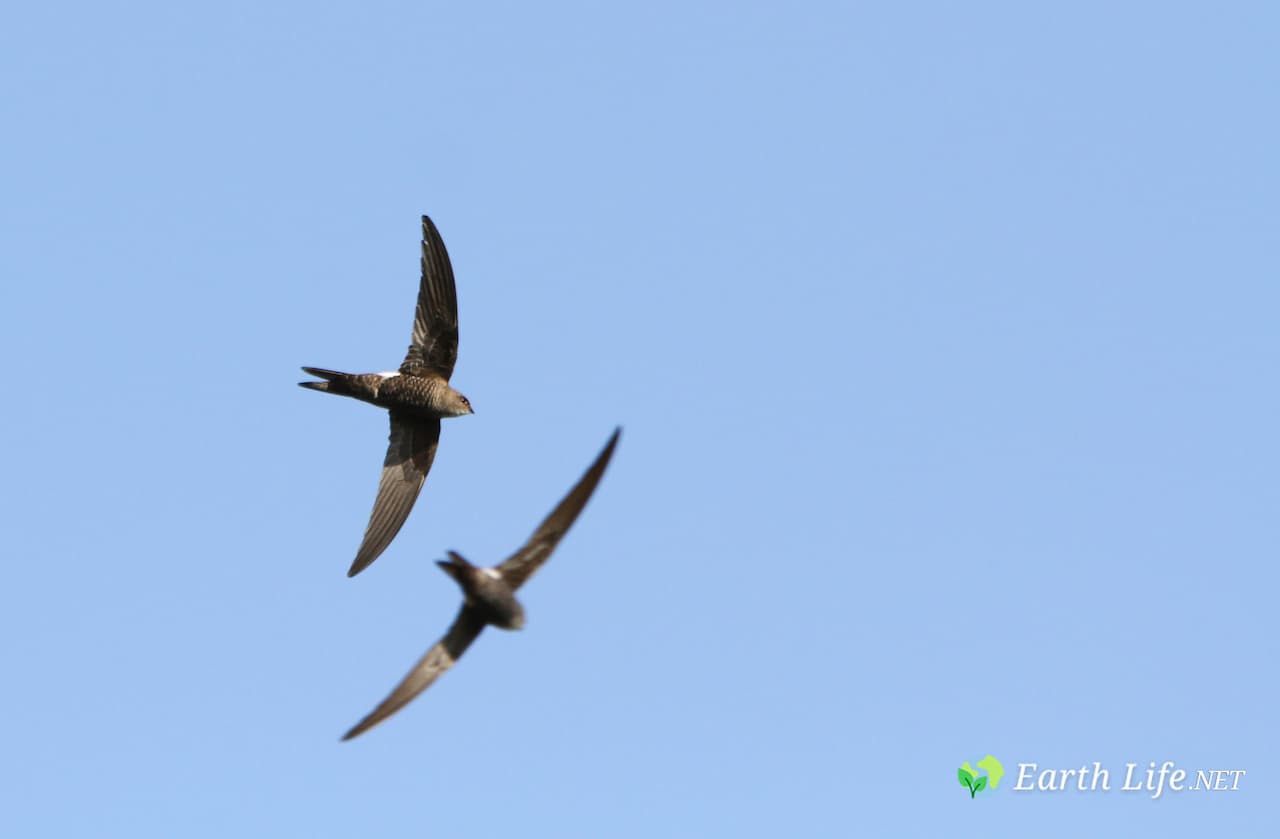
341 606 487 740
496 428 620 591
400 215 460 380
348 414 441 577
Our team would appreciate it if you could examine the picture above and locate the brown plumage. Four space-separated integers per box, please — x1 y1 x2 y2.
299 216 473 576
341 428 621 741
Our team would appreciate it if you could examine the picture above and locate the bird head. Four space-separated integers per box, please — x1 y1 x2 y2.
444 390 474 417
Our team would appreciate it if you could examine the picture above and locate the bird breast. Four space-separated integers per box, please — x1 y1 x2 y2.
468 571 526 630
376 375 454 415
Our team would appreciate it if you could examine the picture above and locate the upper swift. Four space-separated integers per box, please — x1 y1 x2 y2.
300 215 474 577
341 428 620 740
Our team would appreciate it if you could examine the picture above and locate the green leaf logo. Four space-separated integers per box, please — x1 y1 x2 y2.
957 755 1003 799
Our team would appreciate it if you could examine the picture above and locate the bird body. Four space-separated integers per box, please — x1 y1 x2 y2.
300 367 472 418
437 552 526 630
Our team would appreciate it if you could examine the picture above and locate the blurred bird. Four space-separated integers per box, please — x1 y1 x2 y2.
342 428 621 741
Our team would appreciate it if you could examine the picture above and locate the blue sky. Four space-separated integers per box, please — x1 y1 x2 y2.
1 1 1275 835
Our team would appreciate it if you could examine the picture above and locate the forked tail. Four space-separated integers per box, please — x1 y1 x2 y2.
435 551 474 589
298 367 362 397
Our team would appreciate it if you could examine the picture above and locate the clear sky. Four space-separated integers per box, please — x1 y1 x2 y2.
1 1 1275 836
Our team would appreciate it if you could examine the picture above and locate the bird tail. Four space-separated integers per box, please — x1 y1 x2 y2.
298 367 363 397
436 551 473 588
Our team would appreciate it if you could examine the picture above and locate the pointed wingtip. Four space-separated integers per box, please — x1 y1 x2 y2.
348 540 385 577
340 719 371 741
